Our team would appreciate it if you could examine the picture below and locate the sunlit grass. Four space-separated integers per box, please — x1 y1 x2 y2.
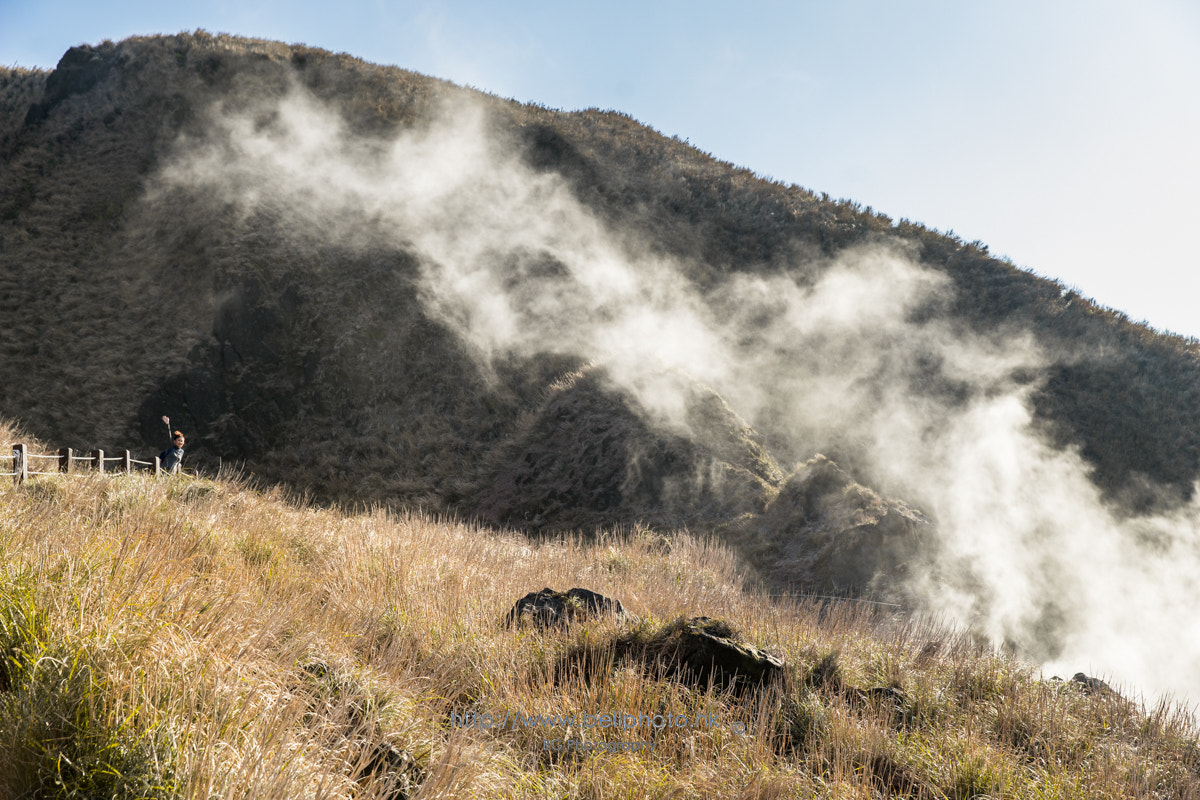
1 419 1198 797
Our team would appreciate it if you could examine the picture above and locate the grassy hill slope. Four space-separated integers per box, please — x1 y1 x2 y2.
2 31 1199 528
0 423 1196 798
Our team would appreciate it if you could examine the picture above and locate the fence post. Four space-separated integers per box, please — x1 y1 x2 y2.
59 447 72 473
12 444 25 485
121 450 132 474
154 456 161 476
92 449 104 474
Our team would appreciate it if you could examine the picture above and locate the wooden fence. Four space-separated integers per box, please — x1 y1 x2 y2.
3 443 167 485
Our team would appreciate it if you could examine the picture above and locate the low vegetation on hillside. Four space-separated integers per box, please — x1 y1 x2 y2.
1 31 1199 527
1 420 1197 799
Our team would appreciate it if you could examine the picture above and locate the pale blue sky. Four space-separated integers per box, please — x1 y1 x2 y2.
3 1 1198 337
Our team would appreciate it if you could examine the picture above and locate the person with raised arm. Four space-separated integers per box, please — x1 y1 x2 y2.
160 415 185 474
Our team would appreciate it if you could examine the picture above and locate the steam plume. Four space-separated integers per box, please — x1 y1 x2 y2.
155 83 1200 701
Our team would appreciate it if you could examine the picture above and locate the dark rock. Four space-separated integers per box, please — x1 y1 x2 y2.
26 45 116 125
647 616 785 690
754 454 933 593
505 587 626 628
1072 672 1110 694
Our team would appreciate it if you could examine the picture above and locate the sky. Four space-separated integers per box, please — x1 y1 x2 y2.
3 0 1198 338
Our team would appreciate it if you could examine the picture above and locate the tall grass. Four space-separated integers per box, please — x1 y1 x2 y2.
0 420 1197 797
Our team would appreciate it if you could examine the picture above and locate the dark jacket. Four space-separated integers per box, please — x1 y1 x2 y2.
160 445 184 473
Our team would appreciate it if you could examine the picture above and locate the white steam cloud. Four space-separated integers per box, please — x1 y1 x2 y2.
157 83 1200 701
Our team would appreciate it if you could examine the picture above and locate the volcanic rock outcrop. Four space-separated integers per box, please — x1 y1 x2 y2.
467 366 782 533
751 454 934 593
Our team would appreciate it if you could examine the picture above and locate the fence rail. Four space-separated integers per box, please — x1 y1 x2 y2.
3 443 165 484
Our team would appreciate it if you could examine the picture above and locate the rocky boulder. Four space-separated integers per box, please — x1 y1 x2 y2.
753 454 933 593
505 587 626 629
638 616 785 690
25 44 118 125
1071 672 1111 694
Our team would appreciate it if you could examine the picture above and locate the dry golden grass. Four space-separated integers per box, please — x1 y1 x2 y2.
1 416 1199 797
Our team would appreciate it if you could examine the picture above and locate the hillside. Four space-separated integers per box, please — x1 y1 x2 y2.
2 33 1199 510
1 428 1197 798
4 33 1200 696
